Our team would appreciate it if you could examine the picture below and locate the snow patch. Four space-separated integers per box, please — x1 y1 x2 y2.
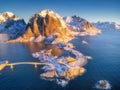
32 44 92 86
64 16 101 36
35 9 67 28
93 21 120 30
95 80 112 89
3 12 14 17
0 11 20 22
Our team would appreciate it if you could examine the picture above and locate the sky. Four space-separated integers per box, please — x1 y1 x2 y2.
0 0 120 23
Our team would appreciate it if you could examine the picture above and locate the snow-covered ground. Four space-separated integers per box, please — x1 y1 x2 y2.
32 44 92 86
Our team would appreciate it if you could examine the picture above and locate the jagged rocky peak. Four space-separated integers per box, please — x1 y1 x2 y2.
0 11 26 41
27 9 68 37
64 15 86 26
2 12 14 17
17 9 73 43
8 9 73 43
30 9 67 28
64 15 101 35
0 11 20 22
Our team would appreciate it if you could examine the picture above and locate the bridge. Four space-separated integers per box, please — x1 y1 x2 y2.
0 61 51 71
7 62 47 69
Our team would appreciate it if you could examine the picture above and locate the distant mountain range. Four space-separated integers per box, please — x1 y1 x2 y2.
0 9 105 43
93 21 120 30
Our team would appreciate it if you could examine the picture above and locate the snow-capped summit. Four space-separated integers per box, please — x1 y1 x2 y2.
0 12 26 42
64 16 87 30
3 12 14 17
93 21 120 30
64 16 101 36
11 9 73 43
38 9 62 19
0 11 20 22
64 16 85 24
29 9 67 28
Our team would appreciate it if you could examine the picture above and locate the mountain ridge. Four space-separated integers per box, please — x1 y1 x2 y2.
64 15 101 36
9 9 75 43
0 11 20 22
0 10 101 43
93 21 120 30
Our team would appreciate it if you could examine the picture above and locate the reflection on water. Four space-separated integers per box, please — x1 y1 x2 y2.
0 42 64 90
24 42 45 53
24 42 63 56
0 42 63 61
0 34 10 42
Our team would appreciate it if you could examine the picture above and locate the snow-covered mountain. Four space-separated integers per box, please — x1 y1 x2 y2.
0 12 26 41
10 9 74 43
1 10 101 43
93 21 120 30
64 16 101 36
0 12 20 22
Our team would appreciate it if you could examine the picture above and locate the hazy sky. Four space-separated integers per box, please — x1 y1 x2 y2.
0 0 120 23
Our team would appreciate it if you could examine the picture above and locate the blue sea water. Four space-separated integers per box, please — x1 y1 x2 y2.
0 30 120 90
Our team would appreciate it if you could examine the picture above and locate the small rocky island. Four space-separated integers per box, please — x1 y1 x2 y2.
95 80 111 89
32 43 91 86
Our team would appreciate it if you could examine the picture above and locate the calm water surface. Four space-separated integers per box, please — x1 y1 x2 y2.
0 30 120 90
